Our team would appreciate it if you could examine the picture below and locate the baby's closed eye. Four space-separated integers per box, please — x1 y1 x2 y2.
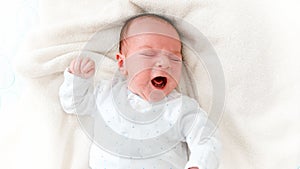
168 55 182 62
140 50 157 56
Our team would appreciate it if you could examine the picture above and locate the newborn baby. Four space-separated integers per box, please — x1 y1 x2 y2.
59 13 220 169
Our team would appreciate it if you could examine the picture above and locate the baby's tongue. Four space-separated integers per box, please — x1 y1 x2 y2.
153 78 163 84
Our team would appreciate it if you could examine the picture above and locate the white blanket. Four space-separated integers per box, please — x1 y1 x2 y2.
1 0 300 169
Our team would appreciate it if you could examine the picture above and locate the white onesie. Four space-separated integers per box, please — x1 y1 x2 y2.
59 69 221 169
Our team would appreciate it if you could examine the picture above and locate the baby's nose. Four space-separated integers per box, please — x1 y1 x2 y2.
155 55 170 68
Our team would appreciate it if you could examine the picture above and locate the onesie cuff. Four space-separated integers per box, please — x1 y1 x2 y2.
63 68 93 84
184 160 202 169
184 150 219 169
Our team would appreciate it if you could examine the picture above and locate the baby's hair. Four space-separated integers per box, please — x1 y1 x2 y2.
118 13 182 54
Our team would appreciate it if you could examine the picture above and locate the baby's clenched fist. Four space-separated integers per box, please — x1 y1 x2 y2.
69 57 95 79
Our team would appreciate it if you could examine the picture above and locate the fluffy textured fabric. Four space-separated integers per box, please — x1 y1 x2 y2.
1 0 299 169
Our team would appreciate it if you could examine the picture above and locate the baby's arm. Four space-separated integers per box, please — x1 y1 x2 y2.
59 57 97 116
181 107 221 169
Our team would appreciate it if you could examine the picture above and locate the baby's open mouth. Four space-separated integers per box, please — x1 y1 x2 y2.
151 76 167 89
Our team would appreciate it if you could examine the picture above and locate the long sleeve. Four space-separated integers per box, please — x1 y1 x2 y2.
59 68 97 116
181 105 221 169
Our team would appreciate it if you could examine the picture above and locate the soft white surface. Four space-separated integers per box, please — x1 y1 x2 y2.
0 0 300 169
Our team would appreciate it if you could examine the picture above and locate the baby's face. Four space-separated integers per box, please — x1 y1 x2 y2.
117 18 182 102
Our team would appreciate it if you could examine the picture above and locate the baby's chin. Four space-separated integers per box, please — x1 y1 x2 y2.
143 87 176 103
146 90 167 102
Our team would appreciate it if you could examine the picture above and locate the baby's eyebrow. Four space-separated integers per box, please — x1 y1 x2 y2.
138 45 153 50
171 50 181 55
165 50 182 57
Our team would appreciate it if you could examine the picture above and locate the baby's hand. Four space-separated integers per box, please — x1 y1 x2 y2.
69 57 95 79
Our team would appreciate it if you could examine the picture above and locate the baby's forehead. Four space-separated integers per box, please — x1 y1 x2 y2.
128 16 168 27
125 16 180 41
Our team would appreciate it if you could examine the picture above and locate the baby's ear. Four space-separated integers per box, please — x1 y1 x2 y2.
116 53 127 75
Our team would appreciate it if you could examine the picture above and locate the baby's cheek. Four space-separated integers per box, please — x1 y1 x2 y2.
128 72 150 89
169 71 181 85
166 82 177 95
